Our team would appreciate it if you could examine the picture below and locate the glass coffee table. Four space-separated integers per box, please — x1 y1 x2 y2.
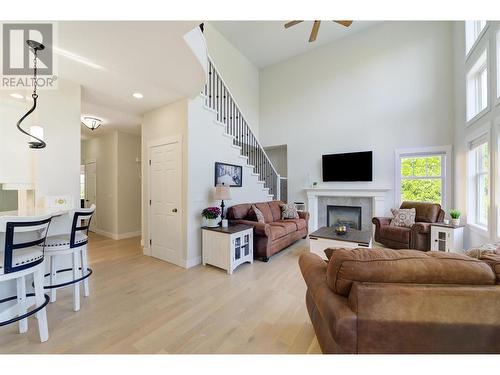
309 226 373 260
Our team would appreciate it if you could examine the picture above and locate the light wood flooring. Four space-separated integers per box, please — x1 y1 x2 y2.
0 233 321 354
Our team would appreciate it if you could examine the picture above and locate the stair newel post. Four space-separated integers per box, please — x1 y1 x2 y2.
276 175 281 201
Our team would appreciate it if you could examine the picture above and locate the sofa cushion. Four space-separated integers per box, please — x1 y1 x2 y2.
326 248 496 297
272 220 297 235
480 254 500 284
400 201 441 223
268 201 284 222
390 208 416 228
250 205 265 224
267 224 287 240
281 203 299 219
254 202 273 223
284 218 307 231
379 225 411 244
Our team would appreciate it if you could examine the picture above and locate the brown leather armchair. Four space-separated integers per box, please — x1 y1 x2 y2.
299 248 500 354
372 201 445 251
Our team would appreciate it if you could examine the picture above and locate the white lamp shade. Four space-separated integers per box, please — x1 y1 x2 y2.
214 185 231 200
29 125 44 142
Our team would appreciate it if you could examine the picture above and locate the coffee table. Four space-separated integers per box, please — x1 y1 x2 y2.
309 226 373 260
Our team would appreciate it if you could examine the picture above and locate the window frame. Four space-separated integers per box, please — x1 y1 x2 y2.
496 29 500 104
466 47 489 125
394 146 452 210
466 123 491 235
465 20 488 58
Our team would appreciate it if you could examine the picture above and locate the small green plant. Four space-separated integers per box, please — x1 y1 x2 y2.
312 182 318 187
449 209 461 219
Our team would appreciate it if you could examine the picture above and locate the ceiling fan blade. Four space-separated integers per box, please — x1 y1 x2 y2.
334 20 353 27
284 20 303 29
309 21 321 42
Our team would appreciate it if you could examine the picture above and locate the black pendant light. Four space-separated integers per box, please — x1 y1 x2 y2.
16 40 46 149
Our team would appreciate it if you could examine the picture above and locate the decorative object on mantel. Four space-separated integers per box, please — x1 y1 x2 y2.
202 207 221 228
312 182 318 188
16 40 46 149
81 116 103 131
214 183 231 224
334 223 348 235
215 162 242 187
449 209 461 226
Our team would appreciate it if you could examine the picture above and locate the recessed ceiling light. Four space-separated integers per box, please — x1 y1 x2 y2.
132 92 144 99
10 93 24 99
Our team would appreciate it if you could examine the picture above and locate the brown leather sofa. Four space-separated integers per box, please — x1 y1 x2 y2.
372 201 445 250
226 201 309 261
299 248 500 354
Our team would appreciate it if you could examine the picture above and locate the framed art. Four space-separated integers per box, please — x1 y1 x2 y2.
215 162 243 187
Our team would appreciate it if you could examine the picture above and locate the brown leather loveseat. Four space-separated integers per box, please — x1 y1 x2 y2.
299 248 500 354
372 201 445 250
226 201 309 261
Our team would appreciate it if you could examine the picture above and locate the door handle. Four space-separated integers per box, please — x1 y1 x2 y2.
172 208 178 213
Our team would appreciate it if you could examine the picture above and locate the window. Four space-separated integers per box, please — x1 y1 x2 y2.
468 135 490 229
465 20 487 54
399 154 446 206
466 49 488 122
497 30 500 99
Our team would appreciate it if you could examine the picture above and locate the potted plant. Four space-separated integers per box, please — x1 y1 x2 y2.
449 209 461 226
202 207 221 227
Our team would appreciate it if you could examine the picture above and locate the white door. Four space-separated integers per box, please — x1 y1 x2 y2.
85 162 97 232
149 139 182 265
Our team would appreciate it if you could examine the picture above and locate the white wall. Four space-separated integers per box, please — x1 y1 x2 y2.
204 23 260 137
186 96 271 266
452 21 500 248
259 21 455 212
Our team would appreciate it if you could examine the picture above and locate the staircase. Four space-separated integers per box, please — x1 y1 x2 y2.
201 57 283 200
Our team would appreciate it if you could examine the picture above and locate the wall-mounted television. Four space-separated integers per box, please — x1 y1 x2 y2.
322 151 373 182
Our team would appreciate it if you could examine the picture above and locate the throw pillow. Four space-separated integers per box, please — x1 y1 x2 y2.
390 208 416 228
250 205 265 224
281 203 299 219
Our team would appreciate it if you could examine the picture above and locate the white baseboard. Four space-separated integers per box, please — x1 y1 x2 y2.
91 228 141 241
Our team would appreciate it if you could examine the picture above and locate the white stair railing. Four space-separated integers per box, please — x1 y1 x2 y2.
202 56 281 200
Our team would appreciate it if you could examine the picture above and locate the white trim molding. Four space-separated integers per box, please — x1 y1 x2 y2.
305 186 391 232
394 145 452 210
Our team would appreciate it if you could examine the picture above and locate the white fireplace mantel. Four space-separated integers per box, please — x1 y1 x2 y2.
305 186 391 232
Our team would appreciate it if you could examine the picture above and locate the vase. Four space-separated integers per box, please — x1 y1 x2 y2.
206 218 219 228
451 218 460 226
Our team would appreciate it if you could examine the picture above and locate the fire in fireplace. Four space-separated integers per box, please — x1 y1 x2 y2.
327 205 362 230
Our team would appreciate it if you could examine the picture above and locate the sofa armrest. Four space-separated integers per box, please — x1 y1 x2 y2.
299 252 357 353
229 219 270 237
298 211 310 222
411 222 432 235
372 217 392 226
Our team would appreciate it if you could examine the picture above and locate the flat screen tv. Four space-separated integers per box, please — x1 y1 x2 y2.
322 151 373 182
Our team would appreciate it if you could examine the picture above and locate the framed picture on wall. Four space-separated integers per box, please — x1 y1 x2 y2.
215 162 243 187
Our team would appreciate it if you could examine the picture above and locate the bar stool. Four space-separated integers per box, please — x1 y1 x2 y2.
42 205 95 312
0 214 52 342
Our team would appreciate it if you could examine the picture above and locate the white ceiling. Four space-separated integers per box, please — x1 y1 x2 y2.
3 21 205 136
211 21 380 68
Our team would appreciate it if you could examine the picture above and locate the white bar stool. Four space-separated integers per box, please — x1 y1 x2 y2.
42 205 95 312
0 214 52 342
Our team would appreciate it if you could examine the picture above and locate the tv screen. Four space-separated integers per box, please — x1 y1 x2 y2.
322 151 373 182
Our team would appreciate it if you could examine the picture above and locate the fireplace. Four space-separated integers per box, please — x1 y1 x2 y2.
327 205 362 230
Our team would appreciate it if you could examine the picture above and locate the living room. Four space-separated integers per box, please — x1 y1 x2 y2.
1 0 499 372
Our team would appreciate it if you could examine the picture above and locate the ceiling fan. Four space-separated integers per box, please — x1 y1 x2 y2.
284 20 353 42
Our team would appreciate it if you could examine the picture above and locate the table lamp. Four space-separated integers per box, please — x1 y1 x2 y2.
214 184 231 225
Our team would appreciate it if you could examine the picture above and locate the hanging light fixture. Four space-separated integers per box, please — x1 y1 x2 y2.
16 40 46 149
81 116 103 131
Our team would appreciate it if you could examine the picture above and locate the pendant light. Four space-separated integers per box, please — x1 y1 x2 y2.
16 40 46 149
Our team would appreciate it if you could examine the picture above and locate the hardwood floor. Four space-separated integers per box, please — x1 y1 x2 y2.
0 233 321 354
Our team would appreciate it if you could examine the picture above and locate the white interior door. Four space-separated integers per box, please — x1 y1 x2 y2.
85 162 97 232
149 139 182 265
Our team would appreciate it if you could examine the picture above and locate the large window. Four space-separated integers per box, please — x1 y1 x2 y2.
399 154 444 206
468 135 490 229
466 49 488 122
497 30 500 100
465 20 487 54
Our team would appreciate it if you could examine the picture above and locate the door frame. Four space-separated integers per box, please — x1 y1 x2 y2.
146 134 183 266
84 160 97 232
